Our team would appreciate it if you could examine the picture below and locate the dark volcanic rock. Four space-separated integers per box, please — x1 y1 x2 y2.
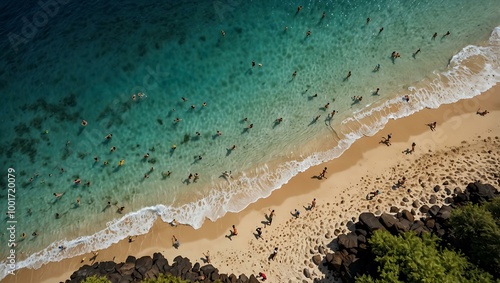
390 206 399 213
433 185 441 192
379 213 398 230
359 212 386 232
436 205 452 221
465 182 499 204
304 268 311 278
125 256 136 264
412 200 419 208
248 275 260 283
419 205 430 213
312 255 322 265
99 261 116 274
428 205 441 217
401 210 414 222
118 263 135 276
338 233 358 249
136 256 153 271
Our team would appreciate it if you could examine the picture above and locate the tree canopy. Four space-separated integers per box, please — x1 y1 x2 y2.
450 200 500 277
356 230 494 283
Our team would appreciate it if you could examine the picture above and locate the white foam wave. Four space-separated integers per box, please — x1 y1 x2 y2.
1 26 500 281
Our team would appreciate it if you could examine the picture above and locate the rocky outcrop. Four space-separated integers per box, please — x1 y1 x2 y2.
66 252 253 283
322 182 499 283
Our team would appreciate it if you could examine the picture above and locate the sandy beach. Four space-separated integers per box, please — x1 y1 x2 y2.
4 83 500 283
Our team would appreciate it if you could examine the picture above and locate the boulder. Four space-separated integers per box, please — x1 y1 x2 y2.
390 206 399 213
143 265 159 279
228 274 238 283
318 245 325 254
330 253 343 271
192 262 200 273
210 270 220 281
154 257 168 273
436 205 452 221
312 254 321 265
419 205 430 213
355 228 367 237
152 252 164 263
412 200 420 208
99 261 116 274
428 205 441 217
465 182 499 204
444 188 452 195
393 219 411 233
338 233 358 250
135 256 153 271
118 263 135 276
304 268 311 278
379 213 398 230
401 210 414 222
357 234 366 244
433 185 441 192
429 196 437 204
184 271 199 282
132 270 143 280
248 275 260 283
425 218 435 229
107 273 121 282
125 256 136 264
359 212 386 232
445 197 454 204
238 274 248 282
200 265 216 278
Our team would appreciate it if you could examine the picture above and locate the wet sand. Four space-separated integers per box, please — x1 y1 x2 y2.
4 83 500 283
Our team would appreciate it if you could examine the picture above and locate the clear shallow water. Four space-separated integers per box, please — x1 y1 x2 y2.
0 0 499 278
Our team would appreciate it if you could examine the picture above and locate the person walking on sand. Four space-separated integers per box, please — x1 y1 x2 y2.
231 225 238 236
270 247 278 261
172 235 180 248
319 167 328 179
311 198 316 209
268 209 276 226
427 121 437 131
203 251 211 263
411 142 416 153
256 227 263 239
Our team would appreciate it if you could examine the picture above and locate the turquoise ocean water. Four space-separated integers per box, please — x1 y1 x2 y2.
0 0 499 279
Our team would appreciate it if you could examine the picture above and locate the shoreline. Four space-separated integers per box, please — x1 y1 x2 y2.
3 83 500 283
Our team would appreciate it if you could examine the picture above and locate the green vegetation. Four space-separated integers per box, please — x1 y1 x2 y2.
81 276 111 283
450 200 500 277
356 230 494 283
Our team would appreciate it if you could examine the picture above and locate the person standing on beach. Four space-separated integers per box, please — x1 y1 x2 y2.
311 198 316 209
172 235 180 248
411 142 416 153
268 209 275 226
270 247 278 261
256 227 263 239
203 251 211 263
231 225 238 236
